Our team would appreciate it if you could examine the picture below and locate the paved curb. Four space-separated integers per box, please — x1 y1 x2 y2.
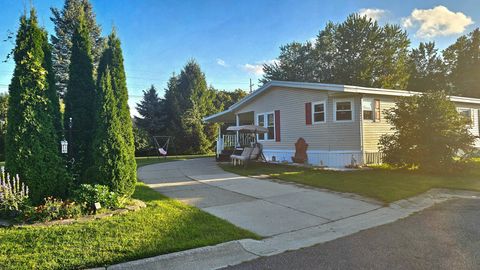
106 241 258 270
100 189 480 270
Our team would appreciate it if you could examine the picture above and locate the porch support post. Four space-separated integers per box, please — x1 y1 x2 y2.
216 125 222 158
235 114 240 147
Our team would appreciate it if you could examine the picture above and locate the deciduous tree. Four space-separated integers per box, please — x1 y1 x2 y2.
262 14 410 89
407 42 447 92
379 91 475 171
443 28 480 97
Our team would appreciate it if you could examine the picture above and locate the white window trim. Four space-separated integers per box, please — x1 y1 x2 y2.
457 107 474 127
362 98 374 122
333 98 355 122
255 112 275 141
312 100 327 124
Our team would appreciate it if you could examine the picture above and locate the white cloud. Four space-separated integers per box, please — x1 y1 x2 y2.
216 58 227 67
402 6 473 38
241 59 279 76
358 8 387 21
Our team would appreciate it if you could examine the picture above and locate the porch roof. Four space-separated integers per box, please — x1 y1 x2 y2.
204 80 480 123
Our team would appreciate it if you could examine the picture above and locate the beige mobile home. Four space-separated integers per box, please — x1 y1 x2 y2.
204 81 480 167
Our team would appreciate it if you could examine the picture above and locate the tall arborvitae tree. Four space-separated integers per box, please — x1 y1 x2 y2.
164 60 214 154
92 68 128 194
92 32 136 196
50 0 103 97
64 11 96 178
6 10 69 204
135 85 165 137
443 28 480 97
42 30 63 135
407 42 447 92
0 94 8 161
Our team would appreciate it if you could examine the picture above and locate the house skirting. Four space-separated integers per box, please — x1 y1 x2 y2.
263 149 382 168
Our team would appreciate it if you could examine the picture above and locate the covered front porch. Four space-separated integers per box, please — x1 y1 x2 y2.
206 110 258 159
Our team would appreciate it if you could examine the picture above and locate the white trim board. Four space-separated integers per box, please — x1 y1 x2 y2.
204 80 480 122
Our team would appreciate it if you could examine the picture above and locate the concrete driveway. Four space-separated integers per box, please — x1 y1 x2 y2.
138 158 380 237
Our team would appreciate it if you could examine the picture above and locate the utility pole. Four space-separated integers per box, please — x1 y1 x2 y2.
249 78 254 93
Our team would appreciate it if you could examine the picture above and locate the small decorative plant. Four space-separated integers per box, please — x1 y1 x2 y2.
73 184 120 213
25 197 82 222
0 168 29 217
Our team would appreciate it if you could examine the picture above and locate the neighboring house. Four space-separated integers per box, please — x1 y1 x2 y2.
204 81 480 167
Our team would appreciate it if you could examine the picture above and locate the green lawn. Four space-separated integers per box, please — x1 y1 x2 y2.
0 182 258 270
135 154 213 168
220 161 480 204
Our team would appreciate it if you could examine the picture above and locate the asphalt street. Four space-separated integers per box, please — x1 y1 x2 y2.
225 198 480 270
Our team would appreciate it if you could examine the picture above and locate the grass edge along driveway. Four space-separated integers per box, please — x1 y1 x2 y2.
135 154 213 168
220 160 480 204
0 156 257 270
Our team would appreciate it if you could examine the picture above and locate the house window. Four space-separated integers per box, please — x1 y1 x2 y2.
458 108 473 125
362 99 374 121
257 114 265 140
257 112 275 140
312 101 326 123
335 99 353 121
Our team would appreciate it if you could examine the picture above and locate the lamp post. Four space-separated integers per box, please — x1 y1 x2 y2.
61 139 68 154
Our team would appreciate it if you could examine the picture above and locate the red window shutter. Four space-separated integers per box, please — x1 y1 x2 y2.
374 99 381 122
305 102 312 125
275 110 281 142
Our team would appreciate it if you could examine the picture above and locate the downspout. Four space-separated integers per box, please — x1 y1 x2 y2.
359 94 365 165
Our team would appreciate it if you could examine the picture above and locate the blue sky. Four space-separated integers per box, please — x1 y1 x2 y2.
0 0 479 115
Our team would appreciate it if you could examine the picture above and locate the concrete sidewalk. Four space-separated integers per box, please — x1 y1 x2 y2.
138 158 380 237
105 158 480 270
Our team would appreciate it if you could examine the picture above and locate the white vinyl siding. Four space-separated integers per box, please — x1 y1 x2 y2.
236 87 361 151
363 98 480 152
362 96 396 152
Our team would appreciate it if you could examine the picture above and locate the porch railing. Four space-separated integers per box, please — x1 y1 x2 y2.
364 152 384 165
216 134 257 156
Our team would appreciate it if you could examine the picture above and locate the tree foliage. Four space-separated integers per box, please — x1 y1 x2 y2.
379 91 475 172
163 60 216 154
135 75 246 155
6 10 69 204
407 42 447 92
212 89 248 111
42 30 63 136
92 32 136 196
262 14 410 89
443 28 480 98
63 11 96 178
50 0 103 97
134 85 165 137
0 94 8 161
